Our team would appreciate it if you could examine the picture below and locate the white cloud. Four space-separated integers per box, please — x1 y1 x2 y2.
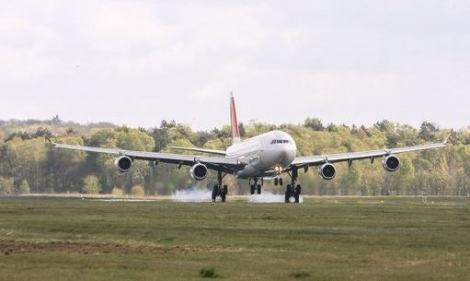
0 0 469 129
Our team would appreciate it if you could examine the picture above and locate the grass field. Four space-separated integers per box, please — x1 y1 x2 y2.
0 196 469 281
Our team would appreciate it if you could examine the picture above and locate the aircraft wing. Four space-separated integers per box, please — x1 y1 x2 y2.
50 142 244 173
290 141 447 168
168 146 227 156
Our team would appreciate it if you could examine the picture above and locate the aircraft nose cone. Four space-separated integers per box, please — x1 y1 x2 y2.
270 147 295 168
281 147 296 166
261 149 288 168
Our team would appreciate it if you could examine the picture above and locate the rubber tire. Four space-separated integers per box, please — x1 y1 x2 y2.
212 185 218 202
285 185 292 203
221 185 228 202
250 185 255 195
294 185 301 203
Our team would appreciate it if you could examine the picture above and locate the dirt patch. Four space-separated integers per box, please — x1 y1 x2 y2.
0 239 198 256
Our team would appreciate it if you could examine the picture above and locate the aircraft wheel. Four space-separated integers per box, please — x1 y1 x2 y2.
250 185 256 195
256 184 262 194
294 185 301 203
221 185 228 202
211 185 218 202
285 184 292 203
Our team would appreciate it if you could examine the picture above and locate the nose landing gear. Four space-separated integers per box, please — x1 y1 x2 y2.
249 178 262 195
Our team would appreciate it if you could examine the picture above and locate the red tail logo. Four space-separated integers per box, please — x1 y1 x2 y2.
230 93 241 143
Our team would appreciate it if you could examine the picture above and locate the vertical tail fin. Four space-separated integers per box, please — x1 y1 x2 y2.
230 93 241 143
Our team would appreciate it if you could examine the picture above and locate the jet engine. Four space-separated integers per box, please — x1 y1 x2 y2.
382 155 400 172
114 156 133 173
318 163 336 180
190 163 208 180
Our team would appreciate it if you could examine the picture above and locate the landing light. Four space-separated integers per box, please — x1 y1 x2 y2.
274 164 283 174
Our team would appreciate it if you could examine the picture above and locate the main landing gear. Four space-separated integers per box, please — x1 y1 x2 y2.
285 184 301 203
212 184 228 202
212 170 228 202
211 169 302 203
284 168 301 203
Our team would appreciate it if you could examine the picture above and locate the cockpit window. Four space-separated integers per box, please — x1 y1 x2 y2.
271 139 290 144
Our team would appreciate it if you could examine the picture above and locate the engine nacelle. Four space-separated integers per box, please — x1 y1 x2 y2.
382 155 400 172
318 163 336 180
114 156 133 173
190 163 208 180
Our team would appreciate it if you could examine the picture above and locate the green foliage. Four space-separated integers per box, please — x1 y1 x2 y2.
0 118 469 196
19 179 31 194
0 177 15 195
303 117 324 131
199 267 219 278
130 185 145 196
111 186 124 196
82 175 101 194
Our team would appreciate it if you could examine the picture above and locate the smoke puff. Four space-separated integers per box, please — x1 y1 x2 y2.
172 188 212 202
248 191 303 204
171 188 304 204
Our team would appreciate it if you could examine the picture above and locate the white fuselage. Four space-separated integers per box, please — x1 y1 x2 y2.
225 130 297 178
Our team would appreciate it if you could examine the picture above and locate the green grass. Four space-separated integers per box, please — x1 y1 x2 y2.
0 196 469 281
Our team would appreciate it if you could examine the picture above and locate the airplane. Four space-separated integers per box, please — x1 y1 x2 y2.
48 94 447 203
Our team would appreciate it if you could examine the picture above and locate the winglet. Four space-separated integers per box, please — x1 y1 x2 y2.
230 92 241 143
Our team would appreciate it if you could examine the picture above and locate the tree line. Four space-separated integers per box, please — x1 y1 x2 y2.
0 118 469 196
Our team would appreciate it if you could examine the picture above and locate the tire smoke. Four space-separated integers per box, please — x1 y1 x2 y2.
171 188 212 202
171 188 304 203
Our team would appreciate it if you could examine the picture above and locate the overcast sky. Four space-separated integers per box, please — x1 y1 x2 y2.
1 0 469 131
